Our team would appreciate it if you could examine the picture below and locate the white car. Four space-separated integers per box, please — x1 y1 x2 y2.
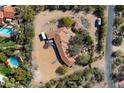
98 18 102 26
40 32 47 40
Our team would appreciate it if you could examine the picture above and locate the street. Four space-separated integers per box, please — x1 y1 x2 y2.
105 5 115 88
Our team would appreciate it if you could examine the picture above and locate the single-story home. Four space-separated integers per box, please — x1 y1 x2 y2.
46 27 75 67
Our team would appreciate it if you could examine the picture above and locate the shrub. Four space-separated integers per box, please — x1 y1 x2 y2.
68 44 81 56
76 54 90 66
112 36 123 46
112 50 122 58
112 58 123 67
56 65 68 75
115 5 124 12
114 16 124 27
92 68 104 82
0 66 12 75
13 67 28 81
44 67 104 88
119 25 124 37
4 78 15 88
45 80 56 88
68 31 94 56
0 53 8 63
62 17 75 27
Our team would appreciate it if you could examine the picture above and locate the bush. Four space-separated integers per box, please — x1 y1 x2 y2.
76 54 90 66
114 16 124 27
112 50 122 57
56 65 68 75
4 78 15 88
119 25 124 37
44 67 104 88
112 58 123 67
0 53 8 63
112 36 123 46
68 44 81 56
115 5 124 12
68 31 93 56
62 17 75 27
45 80 56 88
0 66 12 75
92 68 104 82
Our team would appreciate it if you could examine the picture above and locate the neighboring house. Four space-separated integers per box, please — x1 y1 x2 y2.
3 5 15 22
0 11 4 26
46 27 75 67
0 5 15 23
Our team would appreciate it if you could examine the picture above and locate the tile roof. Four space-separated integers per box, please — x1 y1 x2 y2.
3 5 15 18
47 27 75 67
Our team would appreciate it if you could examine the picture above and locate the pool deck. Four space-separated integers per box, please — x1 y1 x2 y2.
0 33 11 38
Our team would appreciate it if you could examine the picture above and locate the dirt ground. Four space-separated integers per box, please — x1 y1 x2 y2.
31 10 106 87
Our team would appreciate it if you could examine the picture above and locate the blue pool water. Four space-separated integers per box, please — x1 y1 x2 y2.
0 27 13 35
9 56 20 66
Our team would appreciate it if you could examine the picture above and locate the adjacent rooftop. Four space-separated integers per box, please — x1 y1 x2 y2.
3 5 15 19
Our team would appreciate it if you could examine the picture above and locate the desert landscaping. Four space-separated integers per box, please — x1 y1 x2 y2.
31 8 106 87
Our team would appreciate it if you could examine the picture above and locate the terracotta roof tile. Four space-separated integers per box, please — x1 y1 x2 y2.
3 6 15 18
3 6 15 13
47 27 75 67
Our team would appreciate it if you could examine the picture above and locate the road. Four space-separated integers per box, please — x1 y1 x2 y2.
105 5 115 88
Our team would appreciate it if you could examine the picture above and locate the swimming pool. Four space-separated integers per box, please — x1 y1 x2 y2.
0 27 13 35
9 56 20 67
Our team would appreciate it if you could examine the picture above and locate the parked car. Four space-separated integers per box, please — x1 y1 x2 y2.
97 18 102 26
39 32 47 41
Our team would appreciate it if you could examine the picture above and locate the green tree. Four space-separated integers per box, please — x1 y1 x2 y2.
23 6 36 22
0 66 12 75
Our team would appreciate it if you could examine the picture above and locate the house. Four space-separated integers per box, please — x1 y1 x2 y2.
0 11 4 26
46 27 75 67
3 5 15 21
